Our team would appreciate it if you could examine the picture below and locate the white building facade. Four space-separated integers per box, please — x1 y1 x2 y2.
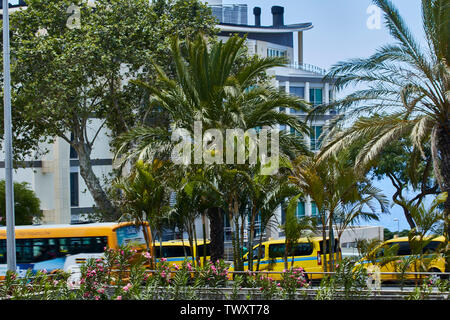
1 2 383 247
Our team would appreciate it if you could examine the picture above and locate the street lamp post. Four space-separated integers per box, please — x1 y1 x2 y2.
393 218 399 237
2 0 17 272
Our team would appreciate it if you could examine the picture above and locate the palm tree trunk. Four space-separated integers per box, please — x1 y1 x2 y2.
321 221 328 273
193 220 199 266
207 207 224 262
248 210 256 271
283 240 289 270
240 214 245 268
329 216 335 272
256 229 264 271
202 210 207 266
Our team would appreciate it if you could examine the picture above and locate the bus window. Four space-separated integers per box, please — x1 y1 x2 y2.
252 245 265 260
116 225 148 247
59 237 106 255
196 244 210 257
389 242 411 256
154 245 191 258
269 244 284 259
423 241 443 254
33 239 51 262
319 240 339 254
0 240 6 264
269 243 313 259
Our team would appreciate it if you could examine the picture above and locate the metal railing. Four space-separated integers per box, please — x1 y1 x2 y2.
286 62 327 75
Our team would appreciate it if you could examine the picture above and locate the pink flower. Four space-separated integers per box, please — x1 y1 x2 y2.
143 252 152 259
97 288 105 294
123 283 132 292
116 296 122 300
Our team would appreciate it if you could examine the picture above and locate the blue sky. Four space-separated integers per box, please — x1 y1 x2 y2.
223 0 428 232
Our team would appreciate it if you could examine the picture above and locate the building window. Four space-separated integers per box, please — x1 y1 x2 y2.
70 133 78 159
289 87 305 114
290 127 303 137
281 201 306 223
290 86 304 98
267 48 287 58
309 88 323 106
310 125 323 151
70 172 79 207
296 202 305 218
311 202 319 216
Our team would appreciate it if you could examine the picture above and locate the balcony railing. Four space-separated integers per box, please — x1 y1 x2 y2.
286 62 327 75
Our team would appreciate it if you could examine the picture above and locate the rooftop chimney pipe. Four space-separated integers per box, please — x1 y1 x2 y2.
271 6 284 27
253 7 261 26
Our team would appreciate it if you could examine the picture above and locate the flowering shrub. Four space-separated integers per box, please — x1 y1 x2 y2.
196 260 230 288
407 276 450 300
333 258 369 299
256 275 280 300
279 267 309 299
316 258 369 300
1 247 448 300
79 258 109 300
152 257 172 286
0 269 72 300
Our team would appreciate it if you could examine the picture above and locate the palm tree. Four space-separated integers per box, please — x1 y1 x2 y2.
288 152 388 271
115 33 310 263
316 0 450 241
254 179 299 271
281 206 317 269
113 160 170 268
404 192 446 276
333 185 387 258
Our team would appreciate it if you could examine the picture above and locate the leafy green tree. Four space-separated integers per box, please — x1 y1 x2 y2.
347 125 440 229
3 0 217 218
0 181 42 225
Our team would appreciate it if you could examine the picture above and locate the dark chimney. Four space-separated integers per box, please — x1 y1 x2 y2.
271 6 284 27
253 7 261 26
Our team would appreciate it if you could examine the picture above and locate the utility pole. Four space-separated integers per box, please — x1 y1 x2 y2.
2 0 17 272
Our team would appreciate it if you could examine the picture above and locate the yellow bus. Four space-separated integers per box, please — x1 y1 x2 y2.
357 236 447 281
241 237 340 280
0 222 152 278
153 239 210 266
